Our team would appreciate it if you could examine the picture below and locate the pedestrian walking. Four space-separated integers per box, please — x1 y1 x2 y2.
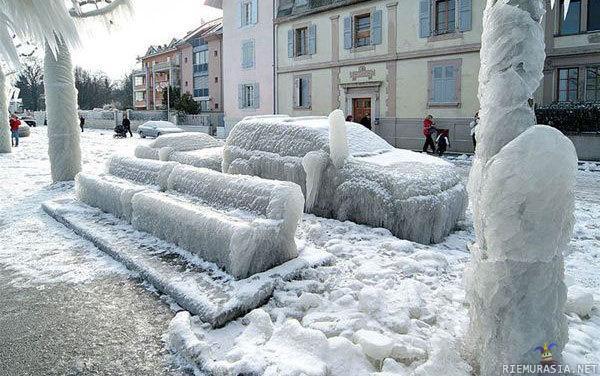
9 114 20 147
359 113 372 130
469 111 479 150
122 114 132 137
422 115 437 153
79 115 85 132
436 129 450 157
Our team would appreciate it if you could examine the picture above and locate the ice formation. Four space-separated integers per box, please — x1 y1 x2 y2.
76 157 304 279
134 132 224 171
328 109 349 169
44 39 82 182
466 1 578 373
0 67 10 153
223 113 466 244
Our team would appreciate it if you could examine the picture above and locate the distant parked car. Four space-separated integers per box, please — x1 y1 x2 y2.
17 121 31 137
18 115 36 127
137 121 183 138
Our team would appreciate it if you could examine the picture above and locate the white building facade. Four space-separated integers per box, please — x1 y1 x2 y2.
276 0 483 152
222 0 276 133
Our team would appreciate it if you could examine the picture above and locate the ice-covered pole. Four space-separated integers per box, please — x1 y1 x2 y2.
466 0 578 374
328 109 349 169
0 67 11 153
44 38 82 182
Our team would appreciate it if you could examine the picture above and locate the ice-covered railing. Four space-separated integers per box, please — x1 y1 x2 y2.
76 156 305 279
224 111 467 244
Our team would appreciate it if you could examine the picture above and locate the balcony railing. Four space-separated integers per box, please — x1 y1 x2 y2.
153 60 179 72
193 63 208 74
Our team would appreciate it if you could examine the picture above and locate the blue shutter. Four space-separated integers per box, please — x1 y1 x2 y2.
432 66 443 102
302 78 310 107
253 83 260 109
444 65 457 102
251 0 258 24
238 1 244 27
308 24 317 55
343 16 352 49
459 0 472 32
371 10 383 45
419 0 431 38
238 84 244 108
288 29 294 57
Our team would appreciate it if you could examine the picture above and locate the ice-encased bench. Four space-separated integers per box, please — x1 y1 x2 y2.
76 156 305 279
134 132 224 171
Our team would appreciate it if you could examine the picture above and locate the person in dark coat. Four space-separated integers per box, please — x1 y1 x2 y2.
346 115 353 122
359 113 371 130
79 115 85 132
422 115 437 153
122 114 132 137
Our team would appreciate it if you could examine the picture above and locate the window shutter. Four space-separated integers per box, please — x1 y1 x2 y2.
432 66 443 102
302 77 310 107
419 0 431 38
251 0 258 24
343 16 352 49
371 10 383 45
238 1 243 27
241 42 248 68
308 24 317 55
293 77 300 107
459 0 472 32
288 29 294 58
444 65 457 102
253 83 260 109
238 84 244 108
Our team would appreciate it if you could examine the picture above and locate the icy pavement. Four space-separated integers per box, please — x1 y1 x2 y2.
0 128 187 375
0 130 598 375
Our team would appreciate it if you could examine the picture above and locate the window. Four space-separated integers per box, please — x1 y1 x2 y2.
242 1 252 26
214 50 218 57
294 75 311 109
215 103 219 109
194 76 209 98
586 66 600 102
215 77 219 83
184 57 188 64
193 50 208 73
294 27 308 56
435 0 456 34
241 40 255 68
199 101 209 112
135 91 145 102
560 0 581 35
354 14 371 47
589 0 600 31
241 84 255 108
558 68 579 102
134 76 144 86
429 60 460 105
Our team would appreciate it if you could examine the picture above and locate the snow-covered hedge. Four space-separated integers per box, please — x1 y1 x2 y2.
224 115 466 244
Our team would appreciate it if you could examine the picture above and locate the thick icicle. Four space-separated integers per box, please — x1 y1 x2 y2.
44 38 82 182
466 1 577 373
328 109 349 169
0 67 11 153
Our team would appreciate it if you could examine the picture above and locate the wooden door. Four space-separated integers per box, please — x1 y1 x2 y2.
352 98 371 122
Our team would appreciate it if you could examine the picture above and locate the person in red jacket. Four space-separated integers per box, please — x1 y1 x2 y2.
9 114 20 147
422 114 437 153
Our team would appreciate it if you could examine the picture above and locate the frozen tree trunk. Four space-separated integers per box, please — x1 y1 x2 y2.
44 38 81 182
466 0 578 374
0 67 11 153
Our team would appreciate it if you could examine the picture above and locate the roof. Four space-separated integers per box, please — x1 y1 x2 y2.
139 18 223 60
277 0 371 21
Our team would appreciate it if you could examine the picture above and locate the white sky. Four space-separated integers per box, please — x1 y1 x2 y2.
71 0 222 80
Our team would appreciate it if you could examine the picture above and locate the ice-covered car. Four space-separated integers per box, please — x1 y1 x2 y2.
137 121 183 138
223 112 467 244
135 132 224 171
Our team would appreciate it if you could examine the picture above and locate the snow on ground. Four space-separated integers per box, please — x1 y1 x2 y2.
0 128 151 285
1 129 598 375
